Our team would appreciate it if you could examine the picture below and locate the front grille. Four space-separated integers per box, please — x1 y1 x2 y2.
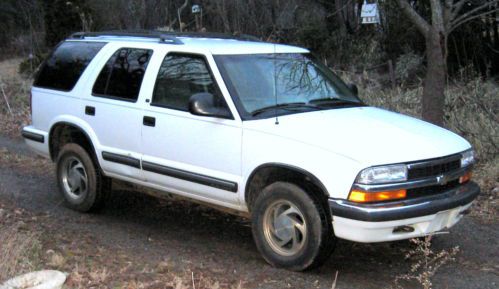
406 180 460 199
403 154 464 200
407 155 461 180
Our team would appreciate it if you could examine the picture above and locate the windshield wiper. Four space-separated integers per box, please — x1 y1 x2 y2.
308 97 363 107
251 102 320 116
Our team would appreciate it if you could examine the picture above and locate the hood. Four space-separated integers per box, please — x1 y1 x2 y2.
243 107 471 166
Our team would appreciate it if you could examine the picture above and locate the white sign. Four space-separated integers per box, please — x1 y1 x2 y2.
361 2 380 24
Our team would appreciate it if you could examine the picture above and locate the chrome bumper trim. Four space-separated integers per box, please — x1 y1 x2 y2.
330 181 480 222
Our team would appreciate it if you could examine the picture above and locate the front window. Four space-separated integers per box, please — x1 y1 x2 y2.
152 53 227 111
214 53 363 119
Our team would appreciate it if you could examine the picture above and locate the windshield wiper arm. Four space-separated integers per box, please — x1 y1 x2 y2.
251 102 320 116
308 97 363 106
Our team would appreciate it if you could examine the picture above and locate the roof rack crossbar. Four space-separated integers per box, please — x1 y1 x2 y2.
70 31 184 45
70 30 261 43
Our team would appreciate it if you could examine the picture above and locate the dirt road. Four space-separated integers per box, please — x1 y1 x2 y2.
0 135 497 288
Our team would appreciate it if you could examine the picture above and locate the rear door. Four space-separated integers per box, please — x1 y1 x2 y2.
81 44 154 180
140 51 242 206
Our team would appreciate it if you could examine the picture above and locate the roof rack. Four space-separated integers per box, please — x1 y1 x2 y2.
71 31 184 44
70 30 262 44
172 31 262 42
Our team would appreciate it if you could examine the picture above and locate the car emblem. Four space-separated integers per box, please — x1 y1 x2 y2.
436 174 448 185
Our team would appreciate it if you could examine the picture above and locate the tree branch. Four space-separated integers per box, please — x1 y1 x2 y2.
451 0 467 20
444 0 453 26
450 8 499 33
451 0 499 27
396 0 431 37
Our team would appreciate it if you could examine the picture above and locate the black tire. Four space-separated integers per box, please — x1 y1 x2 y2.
251 182 336 271
56 143 108 212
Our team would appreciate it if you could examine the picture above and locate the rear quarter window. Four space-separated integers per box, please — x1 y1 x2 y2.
34 41 106 92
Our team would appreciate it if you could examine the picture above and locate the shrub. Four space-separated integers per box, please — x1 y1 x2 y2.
393 236 459 289
395 51 424 85
18 54 46 78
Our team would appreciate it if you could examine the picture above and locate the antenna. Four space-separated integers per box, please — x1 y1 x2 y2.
273 43 279 125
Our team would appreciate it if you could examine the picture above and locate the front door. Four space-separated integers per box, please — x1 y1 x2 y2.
140 52 242 206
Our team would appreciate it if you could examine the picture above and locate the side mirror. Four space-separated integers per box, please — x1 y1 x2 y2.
347 83 358 96
188 92 232 119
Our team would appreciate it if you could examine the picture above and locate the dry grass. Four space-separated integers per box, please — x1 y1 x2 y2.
0 205 43 282
0 200 244 288
63 265 245 289
0 148 52 175
0 58 31 138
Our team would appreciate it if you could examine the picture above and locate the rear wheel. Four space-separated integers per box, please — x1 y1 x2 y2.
56 143 108 212
251 182 335 271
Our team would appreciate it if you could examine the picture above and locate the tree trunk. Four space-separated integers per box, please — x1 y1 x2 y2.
422 30 446 126
335 0 348 36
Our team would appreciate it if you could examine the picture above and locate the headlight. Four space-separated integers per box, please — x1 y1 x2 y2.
355 164 408 184
461 149 475 168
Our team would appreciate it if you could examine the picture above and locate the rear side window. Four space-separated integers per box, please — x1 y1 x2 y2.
93 48 153 102
34 41 105 91
152 53 224 111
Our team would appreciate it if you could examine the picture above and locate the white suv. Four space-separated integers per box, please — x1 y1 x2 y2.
22 31 479 271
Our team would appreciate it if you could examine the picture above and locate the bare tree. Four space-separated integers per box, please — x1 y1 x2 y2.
177 0 189 32
397 0 499 126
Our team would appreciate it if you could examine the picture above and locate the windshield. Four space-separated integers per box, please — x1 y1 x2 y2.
214 53 362 119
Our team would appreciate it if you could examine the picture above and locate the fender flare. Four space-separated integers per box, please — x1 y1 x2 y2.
48 120 99 161
244 162 330 206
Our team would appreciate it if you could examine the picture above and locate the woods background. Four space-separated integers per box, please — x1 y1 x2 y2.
1 0 498 77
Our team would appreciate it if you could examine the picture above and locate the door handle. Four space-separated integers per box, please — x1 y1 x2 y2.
143 116 156 127
85 106 95 116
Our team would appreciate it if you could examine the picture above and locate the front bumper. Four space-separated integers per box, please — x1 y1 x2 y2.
329 181 479 242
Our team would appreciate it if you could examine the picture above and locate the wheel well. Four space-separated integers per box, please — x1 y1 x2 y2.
245 164 330 212
49 123 95 162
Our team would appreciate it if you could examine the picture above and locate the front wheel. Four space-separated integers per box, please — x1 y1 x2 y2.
251 182 335 271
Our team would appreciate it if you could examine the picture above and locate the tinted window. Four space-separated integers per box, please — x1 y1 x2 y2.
152 53 224 111
34 41 105 91
93 48 153 101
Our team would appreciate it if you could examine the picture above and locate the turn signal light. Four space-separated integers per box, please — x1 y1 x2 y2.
459 171 472 184
348 189 407 203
